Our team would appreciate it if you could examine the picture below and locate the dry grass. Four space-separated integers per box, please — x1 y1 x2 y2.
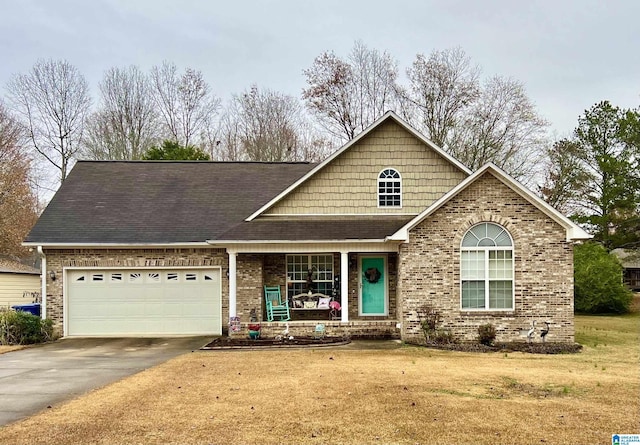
0 345 23 354
0 314 638 445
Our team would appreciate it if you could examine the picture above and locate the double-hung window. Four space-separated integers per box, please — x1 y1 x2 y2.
286 255 334 299
461 223 514 310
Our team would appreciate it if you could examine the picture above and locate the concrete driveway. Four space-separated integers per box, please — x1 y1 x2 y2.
0 337 210 426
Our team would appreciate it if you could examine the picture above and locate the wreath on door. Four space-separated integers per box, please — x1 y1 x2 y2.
364 267 381 284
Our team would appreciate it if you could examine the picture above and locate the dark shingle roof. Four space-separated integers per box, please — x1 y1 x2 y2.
26 161 316 244
217 217 412 241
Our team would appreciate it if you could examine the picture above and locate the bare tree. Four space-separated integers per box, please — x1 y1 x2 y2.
6 59 91 184
448 76 548 182
400 48 548 182
216 85 331 162
303 41 399 141
209 111 243 161
150 61 220 147
403 47 480 147
82 66 159 160
0 102 38 256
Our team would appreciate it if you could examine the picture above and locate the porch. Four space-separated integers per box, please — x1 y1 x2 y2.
224 247 401 337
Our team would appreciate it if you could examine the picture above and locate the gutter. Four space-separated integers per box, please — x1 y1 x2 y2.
36 246 46 319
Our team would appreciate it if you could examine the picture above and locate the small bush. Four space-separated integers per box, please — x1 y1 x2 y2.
478 324 497 346
417 305 442 343
432 329 457 345
0 310 54 345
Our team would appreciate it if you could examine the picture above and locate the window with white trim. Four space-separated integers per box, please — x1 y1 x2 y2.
461 223 514 310
286 255 334 299
378 168 401 207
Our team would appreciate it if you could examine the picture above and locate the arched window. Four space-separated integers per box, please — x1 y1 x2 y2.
461 223 514 310
378 168 401 207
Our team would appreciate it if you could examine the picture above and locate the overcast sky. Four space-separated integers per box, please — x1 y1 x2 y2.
1 0 639 139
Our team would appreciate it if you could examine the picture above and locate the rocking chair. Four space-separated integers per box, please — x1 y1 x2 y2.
264 286 291 322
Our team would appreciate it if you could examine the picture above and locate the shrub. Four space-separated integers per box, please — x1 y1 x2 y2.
478 324 497 346
0 310 54 345
417 305 441 343
417 305 457 344
432 329 457 345
574 242 633 313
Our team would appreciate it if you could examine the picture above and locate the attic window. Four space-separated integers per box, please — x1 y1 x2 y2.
378 168 401 207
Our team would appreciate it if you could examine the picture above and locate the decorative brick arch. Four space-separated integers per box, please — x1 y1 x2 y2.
452 213 522 248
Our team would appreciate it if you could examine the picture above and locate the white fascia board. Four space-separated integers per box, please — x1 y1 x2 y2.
258 212 419 217
389 163 592 242
207 239 401 254
23 242 212 249
207 239 389 245
485 165 592 241
245 111 472 222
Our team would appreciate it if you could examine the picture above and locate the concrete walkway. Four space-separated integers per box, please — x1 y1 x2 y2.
0 337 209 426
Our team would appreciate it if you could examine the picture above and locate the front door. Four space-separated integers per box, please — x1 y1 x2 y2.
360 255 387 316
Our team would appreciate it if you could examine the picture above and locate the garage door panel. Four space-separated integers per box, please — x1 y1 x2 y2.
67 268 221 336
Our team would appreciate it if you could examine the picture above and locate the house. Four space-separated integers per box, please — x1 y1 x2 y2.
0 256 40 310
24 111 591 343
611 249 640 291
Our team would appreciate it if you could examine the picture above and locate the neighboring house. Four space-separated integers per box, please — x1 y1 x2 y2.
24 112 591 343
612 248 640 291
0 256 40 310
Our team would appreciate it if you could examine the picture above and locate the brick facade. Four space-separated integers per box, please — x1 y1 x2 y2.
43 174 575 344
398 172 575 344
43 248 229 335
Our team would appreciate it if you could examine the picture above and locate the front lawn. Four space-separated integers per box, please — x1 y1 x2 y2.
0 314 638 444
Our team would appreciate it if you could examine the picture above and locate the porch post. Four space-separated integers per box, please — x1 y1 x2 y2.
228 250 237 318
340 251 349 322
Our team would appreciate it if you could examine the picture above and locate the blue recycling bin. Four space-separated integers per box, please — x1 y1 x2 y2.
11 303 41 317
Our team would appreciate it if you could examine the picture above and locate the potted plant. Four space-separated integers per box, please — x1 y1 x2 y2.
247 308 261 340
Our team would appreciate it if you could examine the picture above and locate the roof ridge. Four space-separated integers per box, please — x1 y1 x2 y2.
75 160 316 165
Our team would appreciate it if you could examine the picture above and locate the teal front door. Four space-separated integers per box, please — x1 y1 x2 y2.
360 256 386 315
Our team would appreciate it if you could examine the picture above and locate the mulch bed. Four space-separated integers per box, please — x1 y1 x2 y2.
421 341 583 354
201 336 350 350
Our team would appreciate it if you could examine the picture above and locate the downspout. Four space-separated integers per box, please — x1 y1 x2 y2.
36 246 46 319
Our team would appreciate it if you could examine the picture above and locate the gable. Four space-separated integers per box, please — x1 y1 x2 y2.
391 164 591 242
265 119 468 216
411 172 569 243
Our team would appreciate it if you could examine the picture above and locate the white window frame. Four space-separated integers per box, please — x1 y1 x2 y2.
286 254 334 298
377 168 402 208
460 223 514 311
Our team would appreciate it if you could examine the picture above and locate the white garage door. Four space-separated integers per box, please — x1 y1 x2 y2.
66 268 221 336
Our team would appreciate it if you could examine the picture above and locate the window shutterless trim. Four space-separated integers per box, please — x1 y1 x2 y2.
377 167 402 209
460 223 515 310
